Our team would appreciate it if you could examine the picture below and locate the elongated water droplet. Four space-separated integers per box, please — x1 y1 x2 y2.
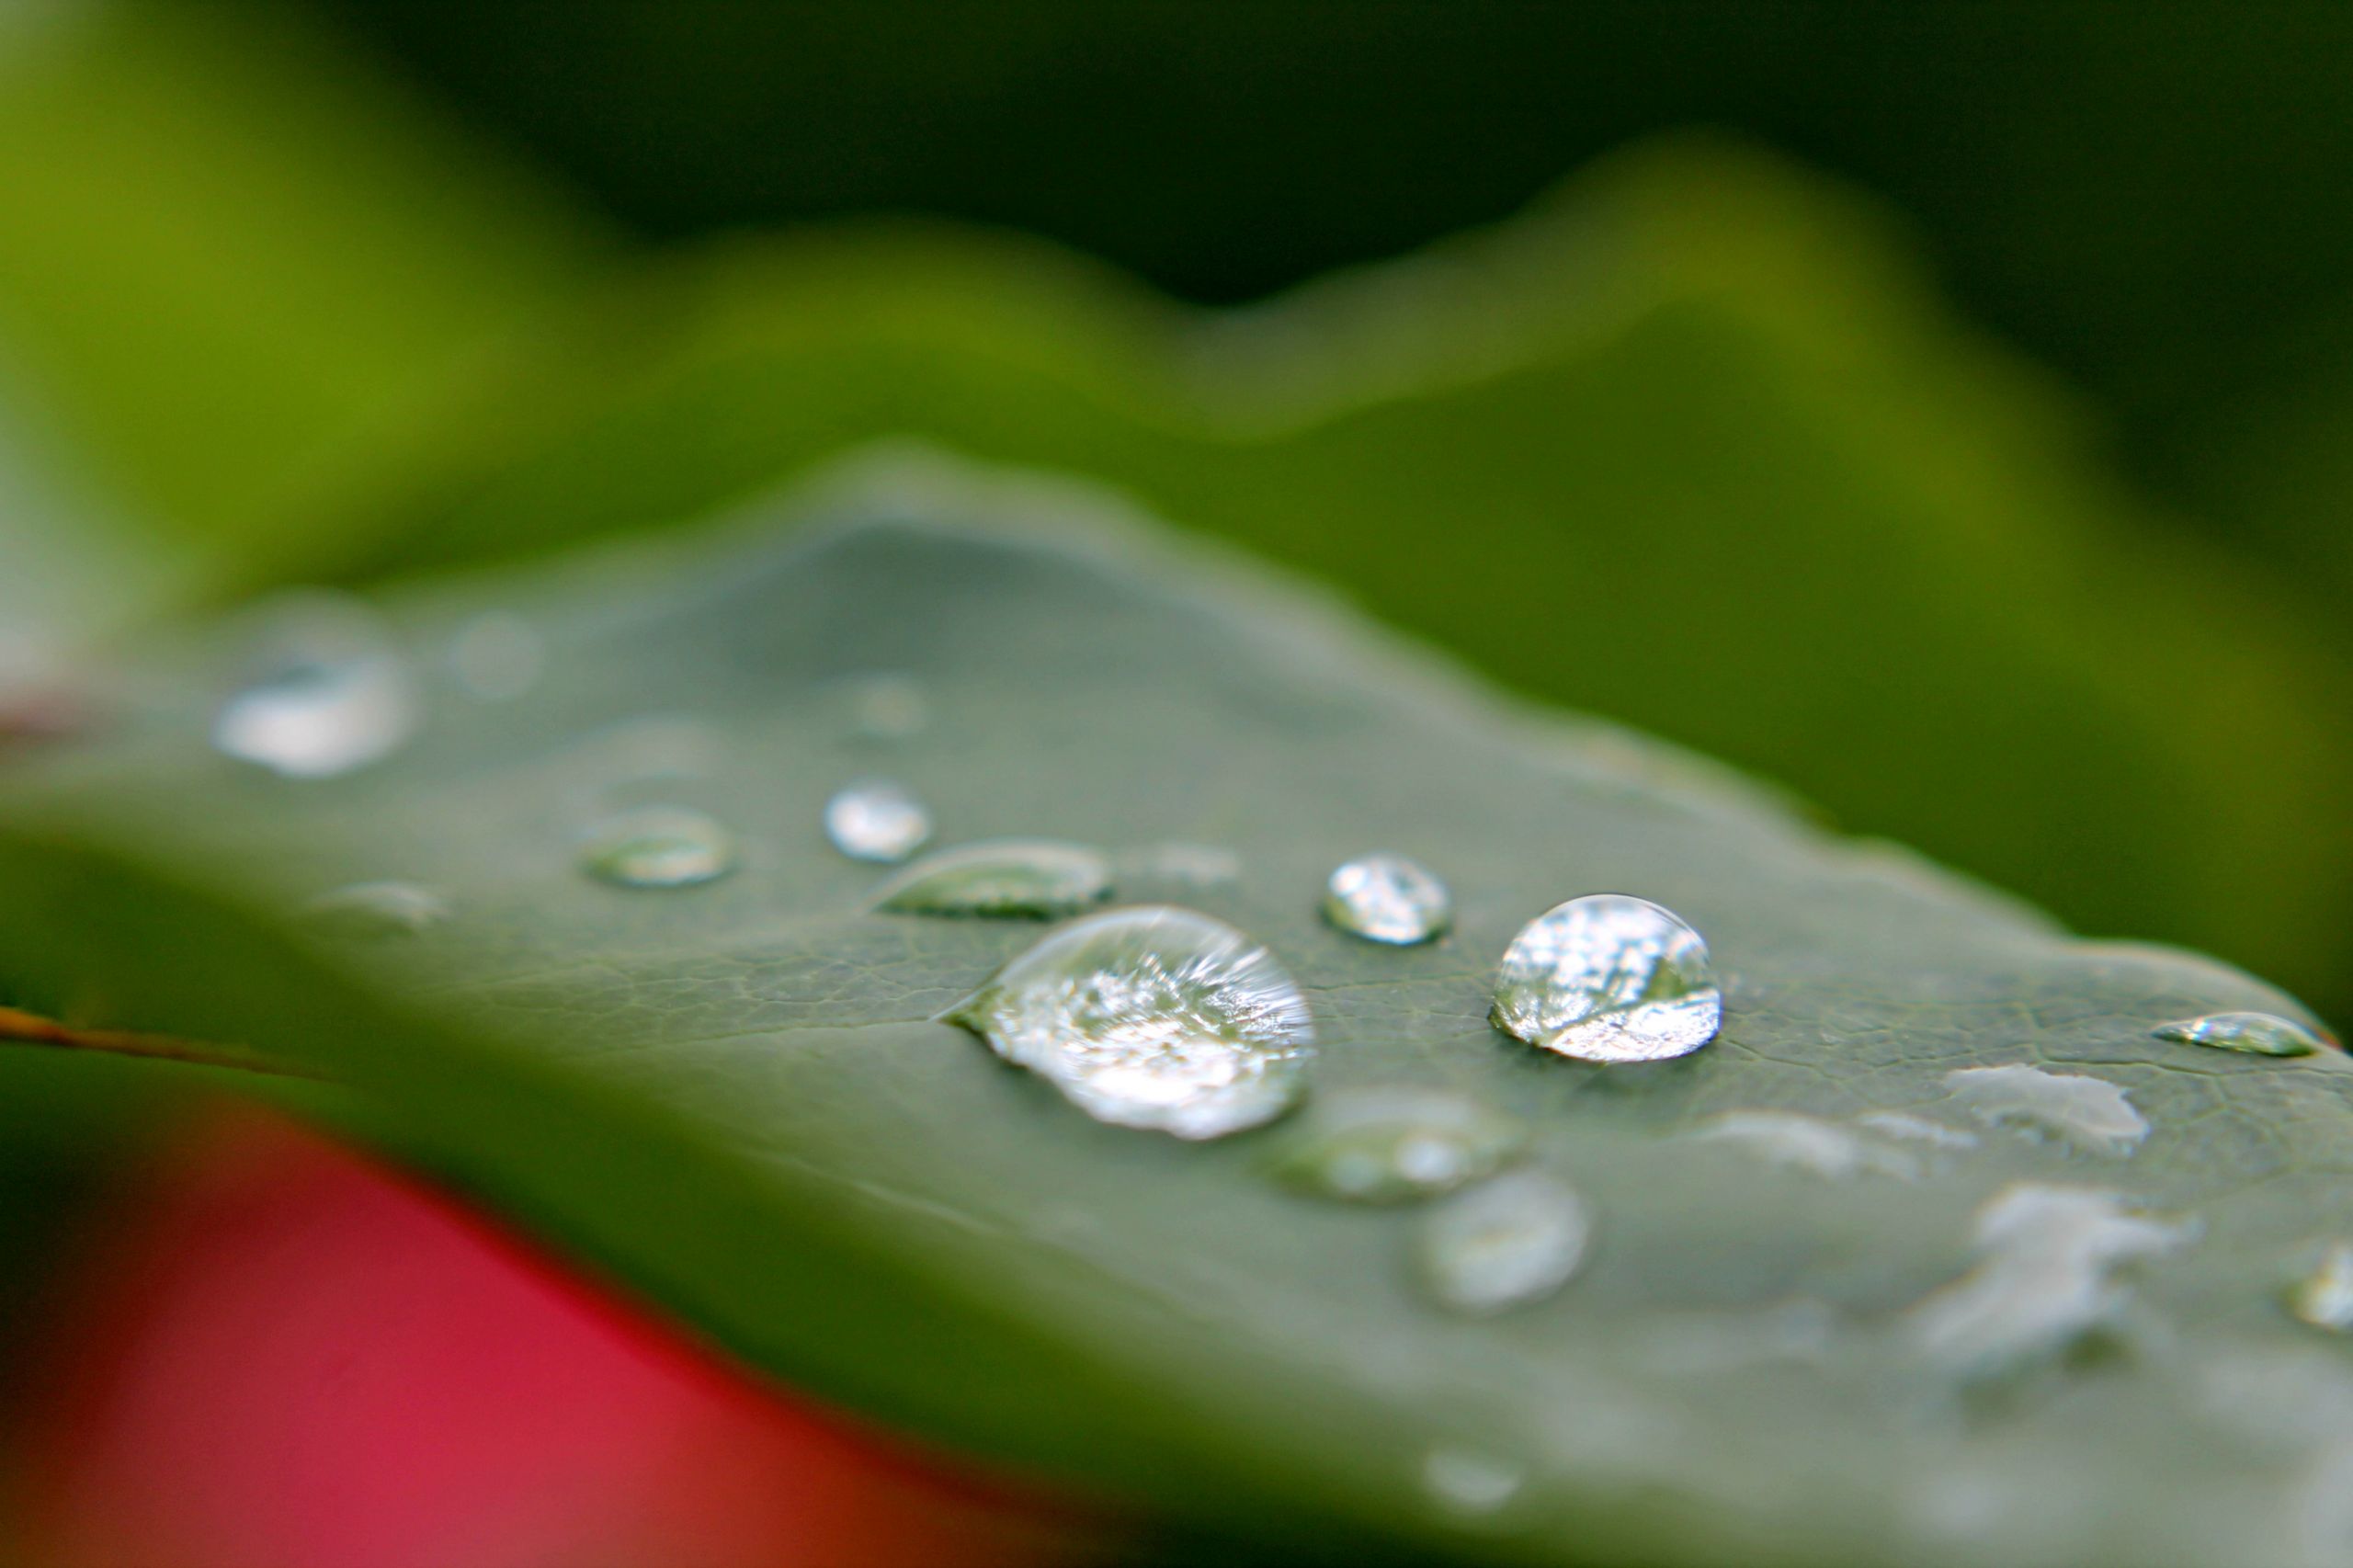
1271 1087 1527 1203
873 839 1111 919
300 881 450 938
2154 1011 2331 1059
1944 1064 2148 1156
213 597 417 778
447 611 544 702
1490 894 1720 1062
1688 1109 1920 1180
945 905 1313 1139
579 806 738 889
2288 1244 2353 1332
1322 853 1451 945
1421 1446 1527 1519
823 779 932 864
1417 1169 1591 1315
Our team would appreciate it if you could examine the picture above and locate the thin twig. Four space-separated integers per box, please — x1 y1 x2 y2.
0 1006 324 1080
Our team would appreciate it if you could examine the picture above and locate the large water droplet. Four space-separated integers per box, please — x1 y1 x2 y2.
1420 1446 1528 1519
1907 1183 2192 1385
2288 1244 2353 1333
213 598 417 778
2154 1011 2331 1059
1944 1064 2148 1156
1688 1109 1921 1180
579 806 739 889
300 881 450 938
1490 894 1720 1062
1271 1087 1527 1203
1322 853 1451 945
446 611 544 702
945 905 1313 1139
1417 1169 1591 1315
823 779 933 864
873 840 1111 919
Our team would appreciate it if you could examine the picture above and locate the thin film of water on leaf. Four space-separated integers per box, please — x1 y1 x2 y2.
579 806 739 889
1322 853 1451 945
873 839 1112 919
2288 1244 2353 1332
1943 1064 2149 1156
1905 1183 2193 1387
1857 1111 1980 1152
1490 894 1721 1062
2154 1011 2331 1059
299 881 451 938
945 905 1314 1139
1688 1110 1922 1180
212 594 419 779
1416 1169 1591 1315
1271 1087 1528 1203
823 779 933 864
446 611 545 702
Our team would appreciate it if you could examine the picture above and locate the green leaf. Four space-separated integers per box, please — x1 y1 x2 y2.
5 456 2347 1563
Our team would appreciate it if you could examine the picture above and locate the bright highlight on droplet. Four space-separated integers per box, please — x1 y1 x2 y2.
579 806 739 889
2154 1011 2330 1059
1416 1169 1591 1315
212 597 418 779
872 839 1111 919
300 881 451 938
944 905 1313 1139
1943 1064 2149 1157
823 779 933 864
2287 1243 2353 1333
1322 853 1452 945
1490 894 1721 1062
1271 1087 1527 1203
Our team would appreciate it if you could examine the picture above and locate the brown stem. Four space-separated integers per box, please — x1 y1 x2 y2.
0 1006 323 1080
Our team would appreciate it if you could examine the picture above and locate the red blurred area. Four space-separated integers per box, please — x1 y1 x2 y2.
17 1108 1093 1568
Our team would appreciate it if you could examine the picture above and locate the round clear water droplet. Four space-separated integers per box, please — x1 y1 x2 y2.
300 881 451 938
579 806 739 889
873 839 1111 919
1271 1087 1527 1203
823 779 933 864
1490 894 1721 1062
1322 853 1451 945
1417 1169 1591 1315
945 905 1313 1139
2287 1244 2353 1333
2154 1011 2330 1059
1943 1064 2149 1156
446 611 544 702
212 597 418 779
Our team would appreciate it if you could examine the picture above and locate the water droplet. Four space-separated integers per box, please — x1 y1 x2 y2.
1855 1111 1980 1152
1688 1109 1921 1180
447 611 544 702
2288 1244 2353 1333
842 672 929 741
945 905 1313 1139
1906 1182 2193 1385
299 881 450 938
1270 1087 1528 1203
579 806 739 889
1417 1169 1591 1315
2154 1011 2331 1059
823 779 933 864
213 597 417 778
873 839 1111 919
1421 1446 1527 1518
1322 853 1451 945
1943 1064 2148 1156
1490 894 1720 1062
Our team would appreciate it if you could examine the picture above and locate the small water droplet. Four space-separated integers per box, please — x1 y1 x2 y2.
2288 1244 2353 1333
1271 1087 1528 1203
213 597 417 778
842 672 929 741
823 779 933 864
299 881 450 938
1417 1169 1591 1315
1944 1064 2148 1156
945 905 1313 1139
873 840 1111 919
1688 1109 1920 1180
579 806 739 889
1856 1111 1980 1152
2154 1011 2332 1059
1490 894 1721 1062
1421 1445 1527 1518
1322 853 1451 945
447 611 544 702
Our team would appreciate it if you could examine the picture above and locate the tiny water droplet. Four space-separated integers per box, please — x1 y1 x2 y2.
1490 894 1720 1062
447 611 544 702
2154 1011 2331 1059
1688 1109 1920 1180
823 779 933 864
2288 1244 2353 1333
945 905 1313 1139
1271 1087 1528 1203
1417 1169 1591 1315
300 881 450 938
842 672 929 741
1944 1064 2148 1156
873 839 1111 919
1421 1446 1527 1518
213 597 417 778
1322 853 1451 945
579 806 739 889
